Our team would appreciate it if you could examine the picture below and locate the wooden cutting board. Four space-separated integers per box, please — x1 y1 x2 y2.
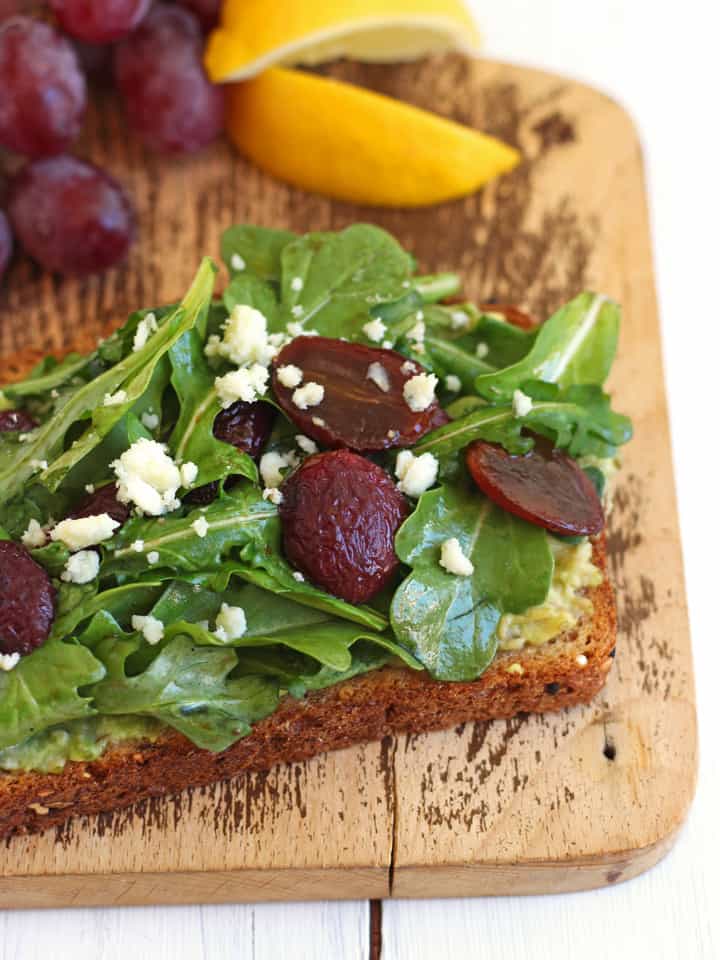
0 56 696 907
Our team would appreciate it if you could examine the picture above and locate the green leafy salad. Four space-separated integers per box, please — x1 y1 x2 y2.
0 224 632 774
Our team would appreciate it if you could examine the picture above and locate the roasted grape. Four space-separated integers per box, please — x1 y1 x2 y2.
466 439 604 536
271 337 445 452
0 210 11 282
0 540 56 657
0 409 36 432
280 450 409 604
69 482 131 527
0 17 86 157
9 155 134 276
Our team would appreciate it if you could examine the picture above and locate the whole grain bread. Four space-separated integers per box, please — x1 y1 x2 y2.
0 344 617 839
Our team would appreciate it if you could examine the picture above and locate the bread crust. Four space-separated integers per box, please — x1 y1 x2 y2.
0 345 617 839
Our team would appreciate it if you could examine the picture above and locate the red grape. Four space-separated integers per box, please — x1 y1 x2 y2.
177 0 221 32
49 0 152 44
114 5 224 154
0 210 11 282
9 156 134 277
0 16 86 157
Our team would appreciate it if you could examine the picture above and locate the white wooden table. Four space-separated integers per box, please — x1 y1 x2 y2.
1 1 717 957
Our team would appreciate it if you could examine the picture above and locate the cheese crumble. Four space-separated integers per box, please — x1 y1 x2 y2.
51 513 119 551
403 372 438 412
205 304 276 368
0 653 21 672
395 450 439 498
214 603 247 641
215 364 269 407
366 362 390 393
292 381 324 410
131 614 164 646
512 389 534 417
112 438 182 517
276 364 303 389
21 519 46 549
439 537 474 577
61 550 100 584
362 318 386 343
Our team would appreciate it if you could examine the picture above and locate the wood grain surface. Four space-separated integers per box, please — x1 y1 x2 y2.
0 55 696 907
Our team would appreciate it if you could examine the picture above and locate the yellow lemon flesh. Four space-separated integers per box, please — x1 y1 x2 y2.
225 68 520 208
206 0 480 83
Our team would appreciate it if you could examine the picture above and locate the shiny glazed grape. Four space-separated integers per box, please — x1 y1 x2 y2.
9 156 134 276
0 409 36 432
50 0 152 43
0 210 11 282
114 5 224 154
69 482 131 527
279 450 409 604
0 17 86 157
466 439 604 536
271 337 445 452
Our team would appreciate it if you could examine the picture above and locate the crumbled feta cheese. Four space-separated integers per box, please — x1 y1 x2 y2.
395 450 439 498
85 483 95 494
366 362 390 393
205 304 276 367
450 310 469 330
215 364 269 407
112 438 182 517
0 652 21 672
18 433 30 442
260 451 294 489
230 253 246 271
262 486 284 505
290 305 304 319
132 312 158 352
311 416 327 428
439 537 474 577
131 540 145 553
141 411 160 431
51 513 119 551
475 342 489 359
192 516 209 538
277 364 304 389
401 360 416 375
21 519 47 549
290 276 304 292
147 551 160 565
403 372 438 412
415 310 424 321
51 388 60 399
103 390 128 407
381 339 393 350
576 653 588 667
295 435 318 455
215 603 247 641
445 375 462 393
61 550 100 584
180 461 199 487
268 331 290 349
292 382 324 410
29 459 48 472
512 389 534 418
362 317 386 343
292 571 305 582
131 614 164 645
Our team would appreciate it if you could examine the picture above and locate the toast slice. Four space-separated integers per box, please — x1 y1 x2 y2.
0 342 617 839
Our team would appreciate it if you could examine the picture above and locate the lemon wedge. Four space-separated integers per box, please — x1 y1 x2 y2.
225 68 520 207
206 0 480 83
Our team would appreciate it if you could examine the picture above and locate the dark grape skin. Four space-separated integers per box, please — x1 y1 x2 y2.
49 0 152 44
114 5 224 155
177 0 221 32
0 540 56 657
0 210 11 283
0 17 86 157
9 155 135 277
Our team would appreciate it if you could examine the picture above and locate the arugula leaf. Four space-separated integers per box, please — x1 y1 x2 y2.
221 224 297 282
1 352 91 399
414 385 632 461
168 325 257 488
0 640 106 750
391 483 553 680
276 225 413 334
88 634 279 751
51 582 164 640
223 274 280 325
0 259 217 505
474 292 619 399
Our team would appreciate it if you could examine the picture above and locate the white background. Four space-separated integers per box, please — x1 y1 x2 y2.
2 1 719 957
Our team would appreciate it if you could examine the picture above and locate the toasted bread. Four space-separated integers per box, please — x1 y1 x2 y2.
0 344 616 839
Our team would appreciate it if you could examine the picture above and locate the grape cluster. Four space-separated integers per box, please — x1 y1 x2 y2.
0 2 223 280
